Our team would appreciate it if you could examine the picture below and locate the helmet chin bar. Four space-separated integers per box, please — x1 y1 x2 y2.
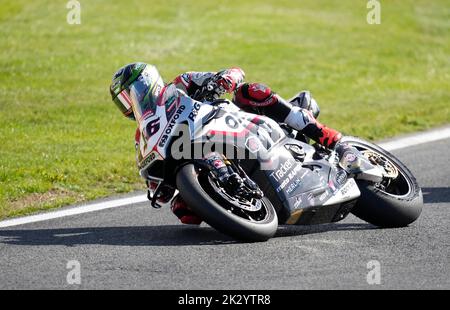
117 90 132 109
112 89 134 119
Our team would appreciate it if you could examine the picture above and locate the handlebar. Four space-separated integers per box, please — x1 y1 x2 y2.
209 98 232 106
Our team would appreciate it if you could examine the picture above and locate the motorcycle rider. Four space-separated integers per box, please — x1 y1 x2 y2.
110 63 360 225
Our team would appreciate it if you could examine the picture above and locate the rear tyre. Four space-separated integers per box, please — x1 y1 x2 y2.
176 163 278 242
341 136 423 228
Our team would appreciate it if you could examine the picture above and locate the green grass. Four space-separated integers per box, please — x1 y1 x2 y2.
0 0 448 219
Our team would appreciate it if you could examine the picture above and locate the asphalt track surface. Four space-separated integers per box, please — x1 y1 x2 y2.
0 138 449 289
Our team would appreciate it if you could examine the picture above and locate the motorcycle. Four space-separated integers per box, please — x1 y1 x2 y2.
136 86 423 242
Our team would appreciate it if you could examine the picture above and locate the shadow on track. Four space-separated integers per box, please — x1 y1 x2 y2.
276 222 376 238
0 222 376 247
422 187 450 204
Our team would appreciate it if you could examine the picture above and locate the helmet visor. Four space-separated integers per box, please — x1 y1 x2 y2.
129 66 163 120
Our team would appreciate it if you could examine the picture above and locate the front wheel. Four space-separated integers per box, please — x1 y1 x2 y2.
176 163 278 242
340 136 423 228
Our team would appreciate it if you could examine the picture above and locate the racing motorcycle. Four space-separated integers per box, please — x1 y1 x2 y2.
138 87 423 242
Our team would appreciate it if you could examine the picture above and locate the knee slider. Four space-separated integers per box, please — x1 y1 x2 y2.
289 91 320 118
284 107 316 131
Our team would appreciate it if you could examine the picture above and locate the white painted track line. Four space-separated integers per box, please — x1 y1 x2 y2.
0 194 148 228
0 126 449 228
379 126 450 151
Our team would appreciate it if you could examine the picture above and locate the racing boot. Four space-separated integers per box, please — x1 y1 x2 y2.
283 104 362 171
170 194 203 225
233 83 361 169
284 108 342 148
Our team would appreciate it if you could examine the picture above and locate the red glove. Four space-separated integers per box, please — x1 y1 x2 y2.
214 67 245 94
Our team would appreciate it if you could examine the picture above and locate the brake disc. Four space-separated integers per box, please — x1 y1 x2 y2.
361 150 399 179
208 176 263 212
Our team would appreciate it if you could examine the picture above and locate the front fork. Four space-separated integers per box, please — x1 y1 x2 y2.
196 152 263 198
147 152 255 209
201 152 235 184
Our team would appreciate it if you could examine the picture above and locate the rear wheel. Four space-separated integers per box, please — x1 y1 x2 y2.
176 163 278 242
341 136 423 228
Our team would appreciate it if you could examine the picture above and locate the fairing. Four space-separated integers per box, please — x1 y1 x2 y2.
138 95 364 225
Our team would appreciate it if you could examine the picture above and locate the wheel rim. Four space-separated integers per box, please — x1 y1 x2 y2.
197 168 271 223
350 143 413 198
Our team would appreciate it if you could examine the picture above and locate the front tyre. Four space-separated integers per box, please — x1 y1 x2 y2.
341 136 423 228
176 164 278 242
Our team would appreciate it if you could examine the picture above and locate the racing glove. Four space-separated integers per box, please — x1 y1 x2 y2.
204 67 245 100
